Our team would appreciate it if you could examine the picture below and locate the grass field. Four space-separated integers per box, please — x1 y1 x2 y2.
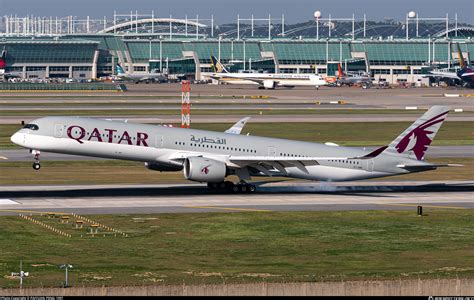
0 209 473 288
1 121 473 149
0 158 472 185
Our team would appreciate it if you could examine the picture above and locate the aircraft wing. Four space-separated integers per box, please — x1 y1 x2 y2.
424 72 460 80
167 144 388 174
224 117 251 134
227 156 349 175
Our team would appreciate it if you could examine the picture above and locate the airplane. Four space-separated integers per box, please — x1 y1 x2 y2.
207 56 328 90
0 47 21 79
114 64 167 84
336 63 373 87
424 43 474 88
10 106 460 193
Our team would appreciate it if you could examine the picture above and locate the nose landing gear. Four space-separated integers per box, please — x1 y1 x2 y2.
30 150 41 170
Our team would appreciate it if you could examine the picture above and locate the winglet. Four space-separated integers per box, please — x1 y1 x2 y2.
225 117 251 134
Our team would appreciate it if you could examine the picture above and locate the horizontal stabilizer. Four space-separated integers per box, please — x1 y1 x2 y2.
396 163 463 172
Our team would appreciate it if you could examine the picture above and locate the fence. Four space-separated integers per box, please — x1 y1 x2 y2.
1 278 473 296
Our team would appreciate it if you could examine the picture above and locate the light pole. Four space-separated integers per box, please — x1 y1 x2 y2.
60 264 73 288
339 39 342 63
218 35 222 61
314 11 321 40
406 11 416 41
325 38 329 64
231 38 234 62
159 35 163 73
148 37 152 62
242 39 246 71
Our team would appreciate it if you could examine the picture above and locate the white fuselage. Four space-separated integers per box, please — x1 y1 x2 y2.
205 72 328 87
10 116 419 183
116 72 166 82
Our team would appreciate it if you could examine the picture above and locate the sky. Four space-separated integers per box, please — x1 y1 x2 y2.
1 0 473 24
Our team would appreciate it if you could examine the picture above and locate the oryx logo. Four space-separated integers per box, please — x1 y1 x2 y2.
201 164 211 175
395 111 448 160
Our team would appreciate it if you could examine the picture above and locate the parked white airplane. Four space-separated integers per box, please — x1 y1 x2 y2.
0 47 21 79
11 106 458 193
115 64 167 84
207 56 328 89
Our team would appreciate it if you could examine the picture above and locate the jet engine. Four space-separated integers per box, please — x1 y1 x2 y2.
263 80 276 89
145 162 183 172
184 156 227 182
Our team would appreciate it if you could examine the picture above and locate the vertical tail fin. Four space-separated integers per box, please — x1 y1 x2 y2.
456 43 466 69
337 63 344 78
210 56 229 73
384 106 450 160
115 64 125 75
0 47 6 69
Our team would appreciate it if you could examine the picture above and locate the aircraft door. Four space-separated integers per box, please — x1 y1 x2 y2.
366 159 374 172
155 135 163 148
54 124 64 138
267 146 277 157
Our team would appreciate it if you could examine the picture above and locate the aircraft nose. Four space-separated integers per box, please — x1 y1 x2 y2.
10 132 24 146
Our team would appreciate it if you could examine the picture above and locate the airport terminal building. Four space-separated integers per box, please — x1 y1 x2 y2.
1 15 473 85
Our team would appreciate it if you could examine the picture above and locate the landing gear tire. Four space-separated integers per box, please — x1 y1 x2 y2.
235 183 256 193
208 181 256 193
31 150 41 170
207 182 217 189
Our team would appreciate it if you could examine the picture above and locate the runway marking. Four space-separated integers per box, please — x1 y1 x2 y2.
0 199 18 205
184 205 272 212
0 156 8 160
377 203 467 210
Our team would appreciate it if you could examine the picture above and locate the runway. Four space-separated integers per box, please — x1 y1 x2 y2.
0 181 472 215
1 145 472 162
2 114 473 125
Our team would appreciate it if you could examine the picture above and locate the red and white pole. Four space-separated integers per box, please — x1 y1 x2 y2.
181 80 191 128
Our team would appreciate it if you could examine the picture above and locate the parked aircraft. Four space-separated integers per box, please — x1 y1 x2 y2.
11 106 458 193
207 56 328 89
336 63 373 87
425 43 474 88
0 47 21 79
115 64 167 84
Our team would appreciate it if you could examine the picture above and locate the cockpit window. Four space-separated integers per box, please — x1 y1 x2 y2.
23 124 39 130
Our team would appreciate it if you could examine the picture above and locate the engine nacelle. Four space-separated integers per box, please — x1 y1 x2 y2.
184 156 226 183
263 80 276 89
145 162 183 172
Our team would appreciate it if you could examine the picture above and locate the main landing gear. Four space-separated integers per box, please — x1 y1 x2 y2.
207 181 257 193
30 150 41 170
